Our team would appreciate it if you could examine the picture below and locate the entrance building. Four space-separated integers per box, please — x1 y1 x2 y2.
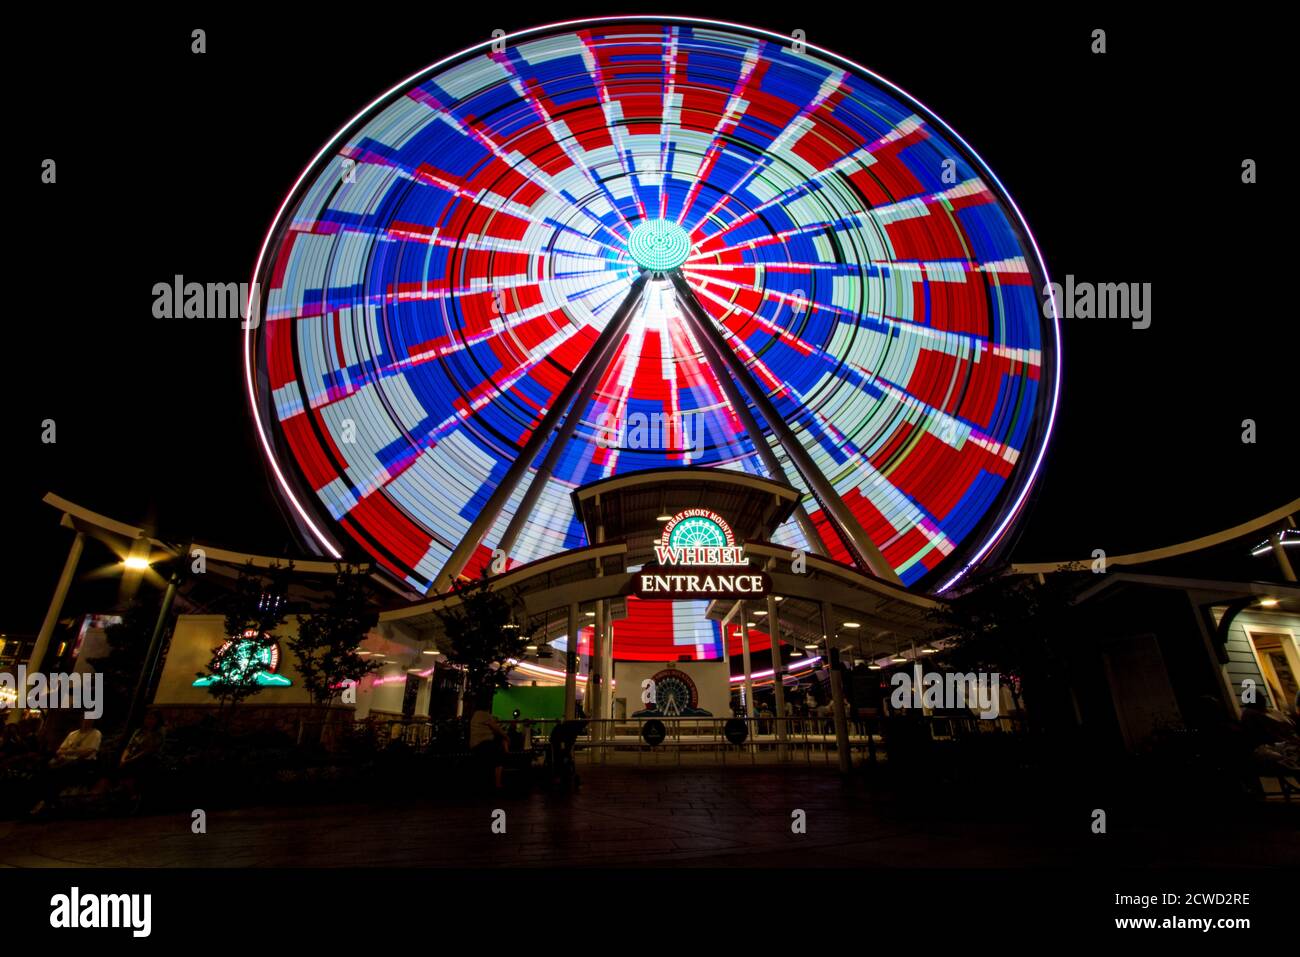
376 467 939 762
14 489 1299 773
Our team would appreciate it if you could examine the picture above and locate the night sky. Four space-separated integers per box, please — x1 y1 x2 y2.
8 8 1292 633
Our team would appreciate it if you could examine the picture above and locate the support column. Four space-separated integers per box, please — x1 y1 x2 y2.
821 601 851 774
738 601 754 719
564 602 579 721
592 600 608 761
590 601 604 723
600 520 616 733
765 589 787 759
602 604 614 721
911 641 927 715
590 515 607 737
28 528 86 675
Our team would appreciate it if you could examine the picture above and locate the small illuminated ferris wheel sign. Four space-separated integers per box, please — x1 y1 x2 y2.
637 509 767 599
654 509 748 566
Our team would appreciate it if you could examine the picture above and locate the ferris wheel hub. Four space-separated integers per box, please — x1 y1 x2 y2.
627 219 691 271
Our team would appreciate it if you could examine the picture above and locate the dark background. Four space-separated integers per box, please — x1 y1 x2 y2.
7 5 1292 632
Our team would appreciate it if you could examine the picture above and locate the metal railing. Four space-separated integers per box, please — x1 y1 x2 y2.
563 716 882 766
324 711 1023 766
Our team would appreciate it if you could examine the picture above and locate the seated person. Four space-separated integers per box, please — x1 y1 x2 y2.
50 717 102 769
94 711 166 800
0 724 19 764
121 712 166 771
0 717 46 775
31 716 102 814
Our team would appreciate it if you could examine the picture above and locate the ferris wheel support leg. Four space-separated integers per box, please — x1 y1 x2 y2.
494 279 646 561
432 273 650 593
669 272 900 585
670 281 825 556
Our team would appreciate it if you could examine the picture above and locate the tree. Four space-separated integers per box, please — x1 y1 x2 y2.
290 563 379 710
195 562 292 715
927 564 1084 733
434 572 529 707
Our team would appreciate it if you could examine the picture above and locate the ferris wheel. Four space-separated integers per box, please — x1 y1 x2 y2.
246 17 1060 596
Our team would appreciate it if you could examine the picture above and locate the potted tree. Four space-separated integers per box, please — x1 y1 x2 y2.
435 573 530 716
289 563 379 748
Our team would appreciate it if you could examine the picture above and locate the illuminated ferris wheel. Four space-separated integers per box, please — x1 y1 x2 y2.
246 17 1060 597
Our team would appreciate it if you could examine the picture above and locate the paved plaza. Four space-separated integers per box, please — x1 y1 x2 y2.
1 766 1295 868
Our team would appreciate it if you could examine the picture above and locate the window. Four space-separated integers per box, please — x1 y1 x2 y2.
1245 627 1300 714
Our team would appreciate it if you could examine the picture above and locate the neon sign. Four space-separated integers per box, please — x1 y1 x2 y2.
193 630 292 687
635 510 769 599
653 509 748 566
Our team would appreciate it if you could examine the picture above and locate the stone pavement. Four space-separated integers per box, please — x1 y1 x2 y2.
0 765 1295 867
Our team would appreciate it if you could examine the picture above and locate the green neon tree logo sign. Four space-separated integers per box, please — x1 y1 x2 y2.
193 630 292 688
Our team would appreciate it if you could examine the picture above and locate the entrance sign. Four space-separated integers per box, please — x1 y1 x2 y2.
635 509 770 599
654 509 747 566
634 570 769 599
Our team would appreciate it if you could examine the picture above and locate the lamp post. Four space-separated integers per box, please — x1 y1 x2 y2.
124 548 187 733
765 586 787 759
820 602 852 774
737 603 754 719
564 603 578 721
